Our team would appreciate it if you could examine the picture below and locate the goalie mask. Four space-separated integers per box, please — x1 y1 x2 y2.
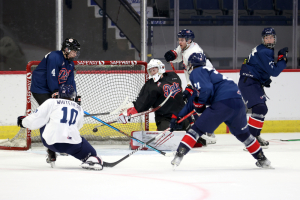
261 27 276 49
147 59 166 82
187 53 206 74
61 37 81 60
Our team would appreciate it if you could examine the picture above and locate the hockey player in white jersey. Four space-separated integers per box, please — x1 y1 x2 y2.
164 29 215 144
164 29 214 99
17 85 103 170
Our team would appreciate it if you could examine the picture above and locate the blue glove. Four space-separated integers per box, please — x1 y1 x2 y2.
169 114 183 132
17 116 26 128
277 47 288 63
193 97 205 113
164 50 177 62
182 85 193 101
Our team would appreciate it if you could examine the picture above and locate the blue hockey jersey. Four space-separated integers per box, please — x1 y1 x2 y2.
31 51 76 94
178 66 241 117
241 44 286 84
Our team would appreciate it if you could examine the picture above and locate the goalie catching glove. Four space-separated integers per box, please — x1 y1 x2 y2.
17 116 26 128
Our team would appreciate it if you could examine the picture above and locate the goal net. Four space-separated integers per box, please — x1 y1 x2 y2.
0 60 149 150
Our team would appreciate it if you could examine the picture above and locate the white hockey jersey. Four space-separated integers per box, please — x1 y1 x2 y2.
22 99 84 145
171 42 214 85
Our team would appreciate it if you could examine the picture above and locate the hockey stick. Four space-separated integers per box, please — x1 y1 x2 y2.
280 139 300 141
84 96 130 117
92 92 173 130
170 62 176 71
103 129 169 168
84 111 169 156
177 110 217 143
102 110 196 167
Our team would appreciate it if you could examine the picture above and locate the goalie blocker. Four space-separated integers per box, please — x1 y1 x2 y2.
130 131 205 151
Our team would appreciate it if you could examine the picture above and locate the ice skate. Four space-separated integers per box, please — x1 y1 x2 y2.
46 149 57 168
256 135 269 149
205 132 216 144
81 156 103 171
255 152 273 169
196 137 207 146
171 147 186 169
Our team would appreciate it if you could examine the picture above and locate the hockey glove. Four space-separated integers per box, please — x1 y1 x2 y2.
52 90 59 98
182 85 194 101
127 107 138 116
117 114 130 124
17 116 26 128
169 114 183 132
277 47 288 63
262 78 272 88
164 50 177 62
75 95 81 105
193 97 205 113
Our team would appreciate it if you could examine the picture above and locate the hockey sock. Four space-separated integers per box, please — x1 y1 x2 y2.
177 127 202 155
248 103 268 137
237 133 262 159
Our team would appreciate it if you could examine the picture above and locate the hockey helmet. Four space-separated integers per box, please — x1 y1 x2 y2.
61 37 81 60
147 59 166 82
188 53 206 74
59 84 76 99
261 27 276 48
178 29 195 43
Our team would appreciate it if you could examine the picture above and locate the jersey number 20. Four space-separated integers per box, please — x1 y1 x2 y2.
60 107 78 126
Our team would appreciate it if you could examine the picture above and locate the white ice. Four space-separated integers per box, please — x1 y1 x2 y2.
1 133 300 200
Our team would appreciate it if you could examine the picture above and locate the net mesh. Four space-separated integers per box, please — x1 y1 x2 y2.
0 61 148 149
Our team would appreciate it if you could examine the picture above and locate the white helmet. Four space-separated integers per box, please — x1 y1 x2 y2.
147 59 166 82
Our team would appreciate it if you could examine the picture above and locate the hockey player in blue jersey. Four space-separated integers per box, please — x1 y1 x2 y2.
30 37 81 159
31 37 80 105
238 27 288 148
170 53 272 169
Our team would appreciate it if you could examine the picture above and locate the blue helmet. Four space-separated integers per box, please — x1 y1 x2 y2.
261 27 276 48
178 29 195 42
187 53 206 74
59 84 76 99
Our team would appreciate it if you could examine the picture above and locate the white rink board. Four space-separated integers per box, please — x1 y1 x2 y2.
1 71 300 125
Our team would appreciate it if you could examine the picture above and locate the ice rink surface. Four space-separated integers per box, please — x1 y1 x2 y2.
1 133 300 200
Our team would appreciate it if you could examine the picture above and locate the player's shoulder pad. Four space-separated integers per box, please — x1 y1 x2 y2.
258 45 274 56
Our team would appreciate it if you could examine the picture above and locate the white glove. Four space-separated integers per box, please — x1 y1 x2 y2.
117 114 130 124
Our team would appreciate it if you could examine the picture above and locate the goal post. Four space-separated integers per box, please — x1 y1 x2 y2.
0 60 149 150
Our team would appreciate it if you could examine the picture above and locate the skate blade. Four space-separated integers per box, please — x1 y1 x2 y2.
50 162 55 168
172 164 177 171
81 163 103 171
259 166 275 169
